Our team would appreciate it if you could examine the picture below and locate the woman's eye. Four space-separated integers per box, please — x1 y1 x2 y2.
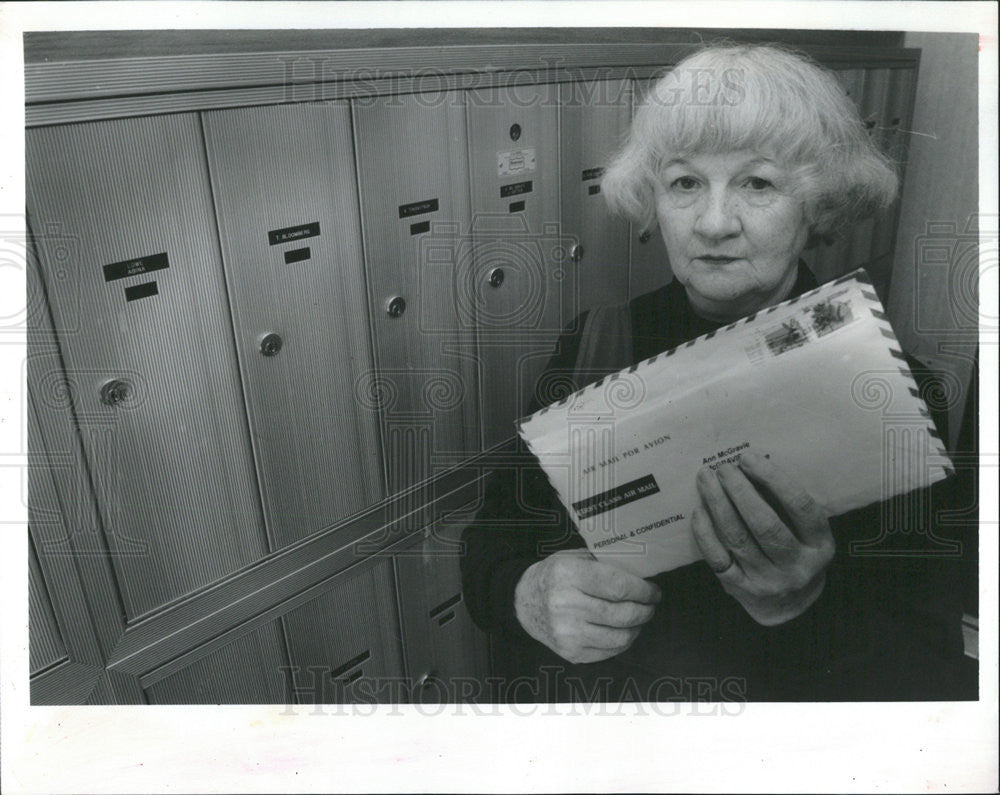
744 176 773 191
671 176 699 191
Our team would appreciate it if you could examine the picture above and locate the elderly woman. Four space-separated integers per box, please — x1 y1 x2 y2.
461 44 969 701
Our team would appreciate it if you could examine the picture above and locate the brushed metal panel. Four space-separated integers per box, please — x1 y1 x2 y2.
108 469 483 680
29 538 67 675
84 673 116 705
466 83 569 447
203 103 384 550
30 662 105 706
145 620 291 704
83 670 148 705
25 43 686 104
627 77 674 300
283 558 404 704
26 66 668 129
352 92 481 491
396 521 490 703
27 219 128 663
26 115 269 620
559 80 632 313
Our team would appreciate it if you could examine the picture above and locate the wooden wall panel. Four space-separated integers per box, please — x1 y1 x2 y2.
888 33 980 450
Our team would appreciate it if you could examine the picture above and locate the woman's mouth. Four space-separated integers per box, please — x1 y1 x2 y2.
696 255 742 264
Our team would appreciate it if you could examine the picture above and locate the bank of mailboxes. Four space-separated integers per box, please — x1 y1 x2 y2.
27 67 913 702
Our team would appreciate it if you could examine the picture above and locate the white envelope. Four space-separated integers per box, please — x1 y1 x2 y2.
517 270 953 578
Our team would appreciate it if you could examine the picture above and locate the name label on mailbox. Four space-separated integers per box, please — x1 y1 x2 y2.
500 181 533 198
582 167 605 181
103 252 169 282
268 222 320 246
398 198 439 218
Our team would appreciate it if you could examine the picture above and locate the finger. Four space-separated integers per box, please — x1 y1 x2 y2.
690 506 744 585
577 562 663 605
696 466 767 570
574 639 639 664
580 622 639 651
737 452 829 545
715 462 799 564
580 594 657 629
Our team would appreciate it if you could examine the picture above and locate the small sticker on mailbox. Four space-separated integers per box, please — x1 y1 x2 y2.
125 281 159 302
497 148 537 177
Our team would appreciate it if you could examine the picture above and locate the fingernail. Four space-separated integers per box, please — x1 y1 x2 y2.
740 452 760 467
717 463 736 478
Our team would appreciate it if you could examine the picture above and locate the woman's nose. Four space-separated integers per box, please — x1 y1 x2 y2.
693 189 741 240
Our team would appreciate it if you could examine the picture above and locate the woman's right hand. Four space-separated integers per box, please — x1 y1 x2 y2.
514 549 663 664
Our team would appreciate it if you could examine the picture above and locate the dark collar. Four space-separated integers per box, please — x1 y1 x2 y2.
632 262 819 361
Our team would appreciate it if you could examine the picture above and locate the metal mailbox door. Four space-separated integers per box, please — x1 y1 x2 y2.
26 115 269 621
559 78 632 313
396 520 491 704
144 621 292 704
466 83 571 447
202 103 385 549
352 91 481 493
281 558 405 704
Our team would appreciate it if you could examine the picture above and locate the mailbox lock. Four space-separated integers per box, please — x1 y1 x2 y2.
386 296 407 318
570 244 585 263
638 229 652 244
99 378 131 407
488 268 505 288
259 333 283 357
415 671 437 688
509 123 521 142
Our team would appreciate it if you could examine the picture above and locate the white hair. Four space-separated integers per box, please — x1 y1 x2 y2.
601 44 900 244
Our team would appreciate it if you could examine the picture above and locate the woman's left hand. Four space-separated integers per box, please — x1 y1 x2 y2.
691 451 835 626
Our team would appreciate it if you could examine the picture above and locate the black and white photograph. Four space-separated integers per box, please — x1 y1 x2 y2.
1 2 996 792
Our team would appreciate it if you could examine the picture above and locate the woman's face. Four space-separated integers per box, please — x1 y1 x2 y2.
654 150 810 322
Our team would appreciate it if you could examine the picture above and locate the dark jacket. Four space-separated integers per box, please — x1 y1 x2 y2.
461 266 972 702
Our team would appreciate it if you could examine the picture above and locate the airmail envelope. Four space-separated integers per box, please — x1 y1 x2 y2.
517 270 953 578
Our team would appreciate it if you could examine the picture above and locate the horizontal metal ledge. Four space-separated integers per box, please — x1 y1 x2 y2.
26 65 657 127
26 42 685 104
30 660 104 706
25 44 920 128
105 448 500 684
